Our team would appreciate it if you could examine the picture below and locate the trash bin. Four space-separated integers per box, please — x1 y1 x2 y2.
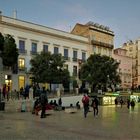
0 101 5 111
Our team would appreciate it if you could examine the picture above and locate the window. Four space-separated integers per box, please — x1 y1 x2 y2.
73 66 77 76
109 50 112 56
31 42 37 53
73 50 77 62
93 46 96 53
54 47 59 54
43 44 48 52
98 47 101 54
82 52 86 61
64 49 69 60
64 49 68 57
19 40 26 53
18 76 25 90
18 58 25 70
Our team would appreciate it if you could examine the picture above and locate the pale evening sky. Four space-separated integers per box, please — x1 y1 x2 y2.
0 0 140 48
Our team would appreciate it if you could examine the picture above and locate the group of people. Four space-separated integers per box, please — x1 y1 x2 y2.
82 94 99 118
32 91 63 118
114 98 136 109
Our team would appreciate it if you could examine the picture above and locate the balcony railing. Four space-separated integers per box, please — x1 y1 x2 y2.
63 56 70 61
30 51 38 55
18 49 27 54
73 58 78 62
18 67 27 71
91 40 114 49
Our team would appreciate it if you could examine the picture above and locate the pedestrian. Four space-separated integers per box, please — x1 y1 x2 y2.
76 101 80 109
82 94 89 118
58 97 62 106
2 84 6 99
91 97 99 117
114 98 118 106
24 85 30 99
120 98 123 108
130 99 135 110
127 98 130 109
29 85 33 100
40 87 48 118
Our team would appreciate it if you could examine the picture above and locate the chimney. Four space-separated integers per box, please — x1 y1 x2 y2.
13 9 17 19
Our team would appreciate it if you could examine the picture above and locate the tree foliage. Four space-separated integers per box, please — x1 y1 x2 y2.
0 33 18 67
0 32 4 52
80 54 121 91
30 52 70 84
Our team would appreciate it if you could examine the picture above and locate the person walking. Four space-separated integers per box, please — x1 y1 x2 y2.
91 97 99 117
82 94 89 118
40 87 48 118
114 98 118 107
130 99 135 110
120 98 123 108
127 98 130 109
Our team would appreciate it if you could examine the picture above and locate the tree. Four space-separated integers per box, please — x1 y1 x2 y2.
80 54 121 92
1 34 18 67
0 32 4 52
30 52 70 87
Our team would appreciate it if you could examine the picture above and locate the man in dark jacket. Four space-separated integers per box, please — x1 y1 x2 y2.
40 87 48 118
92 97 99 117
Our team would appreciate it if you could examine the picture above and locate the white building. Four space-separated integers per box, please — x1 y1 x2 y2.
0 14 89 91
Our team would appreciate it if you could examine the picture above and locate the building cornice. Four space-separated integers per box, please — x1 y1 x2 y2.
1 16 88 44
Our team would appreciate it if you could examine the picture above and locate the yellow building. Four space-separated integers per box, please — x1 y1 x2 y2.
122 39 140 88
71 21 114 57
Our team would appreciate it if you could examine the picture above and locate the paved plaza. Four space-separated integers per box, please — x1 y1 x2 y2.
0 101 140 140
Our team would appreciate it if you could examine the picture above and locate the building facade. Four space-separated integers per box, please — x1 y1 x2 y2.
122 39 140 88
71 21 114 57
113 48 132 90
0 15 89 91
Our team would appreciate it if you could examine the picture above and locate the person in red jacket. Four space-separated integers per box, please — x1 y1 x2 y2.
82 94 89 118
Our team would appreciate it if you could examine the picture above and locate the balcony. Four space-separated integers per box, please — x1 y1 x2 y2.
63 56 70 61
73 58 78 62
18 49 27 54
91 40 114 49
18 67 27 72
30 51 38 55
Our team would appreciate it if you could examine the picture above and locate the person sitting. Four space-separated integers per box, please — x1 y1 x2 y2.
32 98 41 115
76 101 80 109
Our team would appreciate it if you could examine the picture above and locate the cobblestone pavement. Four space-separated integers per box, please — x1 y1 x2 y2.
0 101 140 140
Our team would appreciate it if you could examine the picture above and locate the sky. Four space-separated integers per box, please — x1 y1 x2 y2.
0 0 140 48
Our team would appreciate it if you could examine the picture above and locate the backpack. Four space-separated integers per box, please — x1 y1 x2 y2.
82 96 89 105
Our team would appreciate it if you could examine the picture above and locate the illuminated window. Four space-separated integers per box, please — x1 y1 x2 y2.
18 76 25 90
18 58 25 69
